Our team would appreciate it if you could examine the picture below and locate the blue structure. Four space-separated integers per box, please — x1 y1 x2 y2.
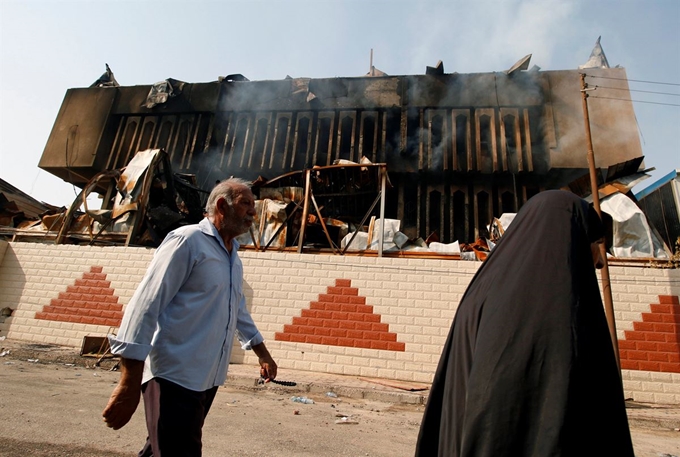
635 170 680 254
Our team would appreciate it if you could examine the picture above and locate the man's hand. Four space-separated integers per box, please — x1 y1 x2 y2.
259 355 278 382
102 358 144 430
252 342 277 382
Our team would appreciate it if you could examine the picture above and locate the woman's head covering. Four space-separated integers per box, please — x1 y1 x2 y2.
415 190 632 457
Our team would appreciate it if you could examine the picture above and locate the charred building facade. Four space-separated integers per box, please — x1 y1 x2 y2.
39 66 643 244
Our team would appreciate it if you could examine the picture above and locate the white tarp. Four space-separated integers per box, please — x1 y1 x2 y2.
429 241 461 254
341 218 401 251
600 192 669 259
371 218 400 248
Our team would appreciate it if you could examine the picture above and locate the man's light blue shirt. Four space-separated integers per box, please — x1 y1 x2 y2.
109 218 263 392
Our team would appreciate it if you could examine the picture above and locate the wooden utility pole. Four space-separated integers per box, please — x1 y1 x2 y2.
580 73 622 375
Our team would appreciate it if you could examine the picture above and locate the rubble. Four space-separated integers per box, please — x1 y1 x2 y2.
3 149 207 246
0 178 64 233
1 150 674 261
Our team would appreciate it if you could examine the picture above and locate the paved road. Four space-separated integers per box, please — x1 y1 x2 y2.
0 361 423 457
0 344 679 456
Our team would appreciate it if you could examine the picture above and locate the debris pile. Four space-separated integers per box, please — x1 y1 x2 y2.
0 179 64 235
3 149 207 246
1 151 674 261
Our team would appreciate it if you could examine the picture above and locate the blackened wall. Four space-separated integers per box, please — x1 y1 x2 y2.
39 68 643 243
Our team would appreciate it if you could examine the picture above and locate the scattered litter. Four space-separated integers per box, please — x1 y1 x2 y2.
0 336 6 341
27 358 39 363
4 361 14 365
293 410 300 415
334 416 359 425
64 363 75 367
326 392 338 398
0 349 10 357
75 373 81 377
291 396 314 404
93 373 99 377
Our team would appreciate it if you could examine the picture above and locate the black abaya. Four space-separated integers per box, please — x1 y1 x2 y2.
415 190 634 457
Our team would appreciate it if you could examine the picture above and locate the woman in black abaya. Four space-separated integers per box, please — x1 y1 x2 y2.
415 190 633 457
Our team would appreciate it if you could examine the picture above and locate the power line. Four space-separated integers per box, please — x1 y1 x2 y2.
589 95 680 107
594 85 680 97
585 74 680 87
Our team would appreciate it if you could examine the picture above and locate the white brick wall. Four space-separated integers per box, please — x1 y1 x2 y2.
0 243 154 346
0 241 679 403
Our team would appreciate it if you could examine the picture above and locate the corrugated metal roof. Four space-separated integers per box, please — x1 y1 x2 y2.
0 178 58 220
634 169 680 200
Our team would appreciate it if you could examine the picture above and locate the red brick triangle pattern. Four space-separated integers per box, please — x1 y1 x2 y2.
618 295 680 373
275 279 405 351
35 266 124 327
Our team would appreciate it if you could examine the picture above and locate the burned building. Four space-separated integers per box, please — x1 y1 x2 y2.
38 63 643 245
635 170 680 255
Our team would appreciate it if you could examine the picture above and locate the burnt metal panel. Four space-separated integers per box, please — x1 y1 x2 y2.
336 111 357 162
314 111 336 166
227 113 253 169
548 67 642 169
251 112 273 169
638 181 680 254
358 111 380 162
426 109 449 171
39 88 118 185
451 109 472 172
499 108 521 172
475 108 499 173
291 112 313 170
269 112 293 170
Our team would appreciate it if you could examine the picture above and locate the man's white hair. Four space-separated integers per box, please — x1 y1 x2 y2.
205 178 252 216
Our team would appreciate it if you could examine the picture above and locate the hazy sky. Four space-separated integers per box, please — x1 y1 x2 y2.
1 0 678 208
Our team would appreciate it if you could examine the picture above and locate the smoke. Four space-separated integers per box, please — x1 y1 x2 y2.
404 1 578 74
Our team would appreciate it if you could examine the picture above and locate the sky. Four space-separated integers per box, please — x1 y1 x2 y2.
0 0 678 208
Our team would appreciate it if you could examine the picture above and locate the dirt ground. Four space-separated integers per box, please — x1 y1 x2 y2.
0 360 678 457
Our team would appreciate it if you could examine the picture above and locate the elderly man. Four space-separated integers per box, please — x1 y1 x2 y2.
103 177 277 456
